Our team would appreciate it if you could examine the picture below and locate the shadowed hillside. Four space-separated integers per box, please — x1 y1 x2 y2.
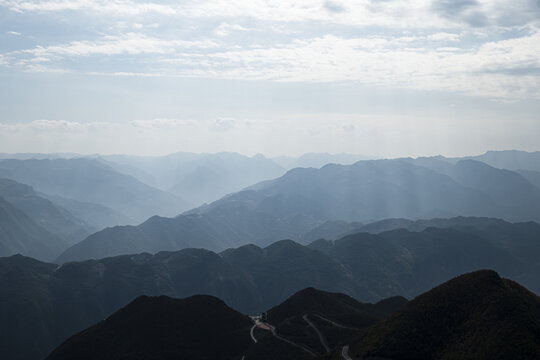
43 271 540 360
4 219 540 360
340 270 540 360
45 295 253 360
0 158 189 224
0 196 67 261
245 288 406 359
0 178 93 245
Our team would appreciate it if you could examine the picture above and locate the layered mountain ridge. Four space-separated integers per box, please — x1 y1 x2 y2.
44 271 540 360
58 157 540 262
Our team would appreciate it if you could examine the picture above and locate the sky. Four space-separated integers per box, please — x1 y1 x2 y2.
0 0 539 158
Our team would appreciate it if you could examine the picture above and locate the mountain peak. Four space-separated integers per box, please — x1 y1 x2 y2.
45 294 252 360
348 269 540 360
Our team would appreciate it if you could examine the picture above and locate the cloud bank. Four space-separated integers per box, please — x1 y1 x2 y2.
0 0 539 101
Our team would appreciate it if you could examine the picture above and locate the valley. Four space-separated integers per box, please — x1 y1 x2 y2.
0 150 539 359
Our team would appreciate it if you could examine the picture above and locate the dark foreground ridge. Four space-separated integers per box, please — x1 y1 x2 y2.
243 288 406 359
45 295 253 360
327 270 540 360
44 270 540 360
45 287 405 360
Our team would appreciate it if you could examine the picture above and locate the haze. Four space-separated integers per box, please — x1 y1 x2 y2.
1 0 539 157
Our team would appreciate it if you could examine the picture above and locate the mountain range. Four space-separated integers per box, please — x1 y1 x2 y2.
57 157 540 262
335 270 540 360
45 287 406 360
99 152 286 205
2 217 540 359
1 150 540 359
272 152 376 170
0 158 189 224
0 178 93 245
0 196 67 261
44 271 540 360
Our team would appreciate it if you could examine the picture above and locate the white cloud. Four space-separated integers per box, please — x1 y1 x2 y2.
148 31 538 100
1 0 539 103
0 0 476 29
428 32 461 42
0 0 176 15
6 31 22 36
24 33 217 58
1 0 539 31
130 118 196 129
214 23 251 37
23 64 68 73
3 25 539 100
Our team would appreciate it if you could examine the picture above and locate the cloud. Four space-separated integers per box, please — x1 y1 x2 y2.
432 0 480 16
155 31 538 100
6 31 21 36
428 32 460 42
0 0 176 15
342 124 356 133
323 1 346 13
2 114 539 158
1 0 538 30
211 118 236 132
15 33 218 62
432 0 489 27
0 0 452 29
131 118 196 129
482 65 540 76
0 119 118 132
5 29 539 100
1 0 539 102
214 23 251 37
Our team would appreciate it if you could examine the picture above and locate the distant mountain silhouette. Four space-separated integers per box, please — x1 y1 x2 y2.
517 169 540 189
342 270 540 360
401 150 540 173
0 196 67 261
450 160 540 220
466 150 540 172
221 240 358 310
39 192 131 229
278 153 376 170
60 158 540 262
101 152 285 206
56 213 255 262
45 295 253 360
0 158 189 224
310 225 532 299
0 178 93 245
330 216 540 279
298 220 364 243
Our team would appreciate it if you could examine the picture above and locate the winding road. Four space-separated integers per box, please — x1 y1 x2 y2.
247 313 361 359
250 324 258 343
311 314 361 331
341 345 353 360
303 314 330 352
270 326 318 357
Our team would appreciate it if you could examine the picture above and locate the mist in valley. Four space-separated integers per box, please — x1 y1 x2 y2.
1 0 540 359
